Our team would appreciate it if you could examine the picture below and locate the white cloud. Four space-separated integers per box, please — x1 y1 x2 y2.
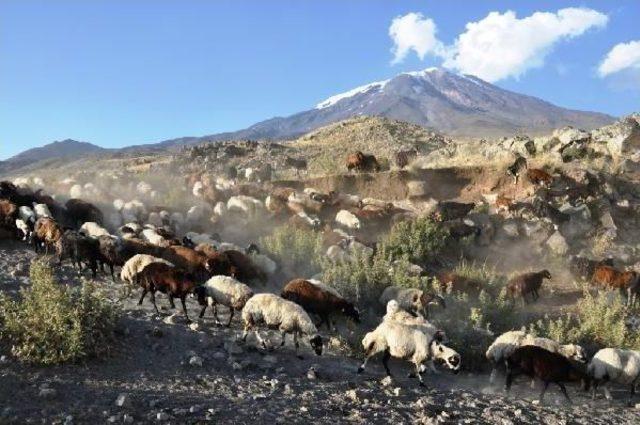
598 40 640 77
389 12 444 65
389 8 608 82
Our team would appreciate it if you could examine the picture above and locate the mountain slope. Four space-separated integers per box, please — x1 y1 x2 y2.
0 139 109 174
153 67 614 147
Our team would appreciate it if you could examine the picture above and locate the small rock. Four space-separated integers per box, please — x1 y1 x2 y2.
392 387 401 396
38 388 57 399
156 411 170 421
63 415 73 425
189 356 204 367
163 314 178 325
123 414 134 424
212 351 226 361
114 393 129 408
106 415 119 423
380 376 393 387
232 361 243 370
151 327 163 338
189 405 202 414
300 406 308 413
306 367 317 380
346 389 358 402
0 355 8 364
188 322 200 332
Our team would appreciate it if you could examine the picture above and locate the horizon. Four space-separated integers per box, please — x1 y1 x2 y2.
1 1 638 160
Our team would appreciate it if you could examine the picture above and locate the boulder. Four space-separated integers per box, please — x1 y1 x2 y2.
591 116 640 157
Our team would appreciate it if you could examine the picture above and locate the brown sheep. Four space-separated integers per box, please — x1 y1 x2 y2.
506 270 551 303
33 217 66 261
527 168 554 187
432 201 475 222
395 149 418 169
65 198 104 226
495 195 514 214
136 262 197 322
159 245 224 282
346 151 381 173
281 279 360 330
568 256 614 281
505 345 586 403
222 249 266 283
0 199 18 229
591 265 638 291
435 271 482 294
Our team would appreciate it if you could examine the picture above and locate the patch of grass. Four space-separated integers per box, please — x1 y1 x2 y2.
529 290 640 354
379 216 448 265
261 225 324 277
0 259 120 365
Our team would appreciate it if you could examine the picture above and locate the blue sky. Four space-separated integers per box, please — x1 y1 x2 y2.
0 1 638 159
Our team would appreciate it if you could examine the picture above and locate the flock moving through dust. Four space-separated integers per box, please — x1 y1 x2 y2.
1 147 640 407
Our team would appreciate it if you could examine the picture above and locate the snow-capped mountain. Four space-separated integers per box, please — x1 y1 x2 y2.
150 67 612 148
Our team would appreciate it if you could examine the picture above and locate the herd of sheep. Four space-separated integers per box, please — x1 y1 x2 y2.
1 152 640 406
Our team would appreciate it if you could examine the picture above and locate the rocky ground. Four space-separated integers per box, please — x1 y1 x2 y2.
1 241 640 425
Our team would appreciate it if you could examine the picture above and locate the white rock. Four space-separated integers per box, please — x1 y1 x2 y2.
115 393 129 408
546 231 569 255
189 356 203 367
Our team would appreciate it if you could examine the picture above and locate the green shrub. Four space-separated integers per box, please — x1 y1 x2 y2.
529 290 640 353
0 259 120 365
379 216 447 265
451 259 506 295
431 289 523 370
261 225 324 277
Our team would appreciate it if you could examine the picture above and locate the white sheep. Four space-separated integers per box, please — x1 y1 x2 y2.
357 320 460 385
32 203 52 219
120 254 174 284
184 231 219 247
294 211 321 229
335 210 361 230
69 184 84 199
330 192 362 208
194 275 254 325
213 201 227 217
18 206 35 224
215 176 235 191
217 242 243 252
113 199 125 211
15 219 31 241
486 330 588 384
383 300 439 334
379 286 445 318
141 228 169 247
192 181 204 198
241 293 323 358
122 200 147 223
80 221 111 238
227 195 264 216
588 348 640 401
120 222 143 235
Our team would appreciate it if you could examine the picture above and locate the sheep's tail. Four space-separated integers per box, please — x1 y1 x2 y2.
362 331 377 355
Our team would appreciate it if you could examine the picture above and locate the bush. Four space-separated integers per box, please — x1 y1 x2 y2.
379 216 448 265
529 290 640 354
0 259 120 365
320 248 430 307
430 289 523 370
451 259 506 295
261 225 324 277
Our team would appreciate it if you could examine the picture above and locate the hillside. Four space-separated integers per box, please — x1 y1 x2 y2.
0 139 109 174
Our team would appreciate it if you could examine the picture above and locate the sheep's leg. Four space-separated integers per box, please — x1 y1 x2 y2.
241 323 252 342
138 289 148 305
167 293 176 309
149 290 160 314
557 383 571 403
212 304 221 325
357 356 370 374
415 363 426 387
591 379 599 400
180 296 190 323
604 383 612 400
294 332 303 360
381 349 392 377
489 367 498 385
226 309 234 327
199 305 207 319
109 264 116 282
504 368 514 392
538 382 549 402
